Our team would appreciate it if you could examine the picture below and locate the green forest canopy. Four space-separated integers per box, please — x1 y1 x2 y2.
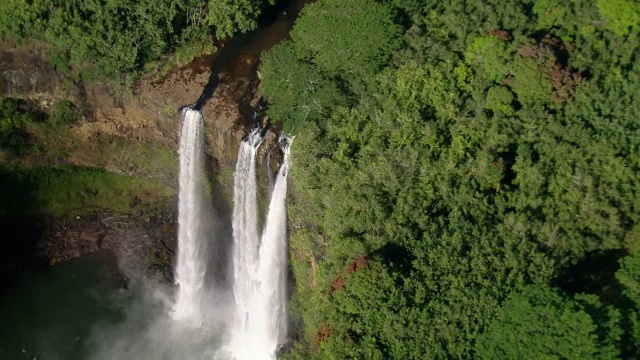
0 0 638 357
0 0 274 82
258 0 640 358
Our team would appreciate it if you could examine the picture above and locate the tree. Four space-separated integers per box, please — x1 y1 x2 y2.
291 0 401 78
475 285 613 359
206 0 274 38
277 0 639 357
0 98 39 155
616 249 640 352
260 41 346 134
597 0 640 36
0 0 275 82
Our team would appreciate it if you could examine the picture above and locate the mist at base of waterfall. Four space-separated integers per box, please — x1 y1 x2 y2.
89 276 236 360
10 110 288 360
0 251 240 360
92 111 289 360
89 109 238 360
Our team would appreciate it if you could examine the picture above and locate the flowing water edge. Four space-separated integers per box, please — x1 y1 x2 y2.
0 109 291 360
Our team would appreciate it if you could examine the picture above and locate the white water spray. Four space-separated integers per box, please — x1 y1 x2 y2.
229 134 293 359
256 136 292 351
174 108 208 322
93 109 227 360
230 128 263 342
173 108 291 357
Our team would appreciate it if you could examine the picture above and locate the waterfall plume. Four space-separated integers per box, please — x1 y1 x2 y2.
228 133 293 359
173 110 292 358
230 128 264 347
174 108 208 322
257 136 293 350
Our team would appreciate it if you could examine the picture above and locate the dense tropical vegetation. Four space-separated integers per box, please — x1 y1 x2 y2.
0 0 272 216
0 0 274 83
259 0 640 358
0 0 638 358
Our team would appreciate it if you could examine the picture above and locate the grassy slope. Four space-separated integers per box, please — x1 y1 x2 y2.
0 165 174 217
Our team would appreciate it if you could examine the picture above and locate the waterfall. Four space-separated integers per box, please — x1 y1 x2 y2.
256 136 292 350
230 128 263 346
229 135 292 359
173 108 291 357
174 109 207 322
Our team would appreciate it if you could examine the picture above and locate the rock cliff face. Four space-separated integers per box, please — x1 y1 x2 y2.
1 42 60 98
1 40 279 166
0 0 311 287
0 41 281 285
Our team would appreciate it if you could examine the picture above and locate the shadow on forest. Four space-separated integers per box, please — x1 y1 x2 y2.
555 249 627 302
371 242 414 276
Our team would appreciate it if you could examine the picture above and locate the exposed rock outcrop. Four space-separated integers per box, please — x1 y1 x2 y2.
0 38 285 286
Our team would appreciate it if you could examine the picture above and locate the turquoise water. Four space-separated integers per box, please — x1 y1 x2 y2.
0 251 126 360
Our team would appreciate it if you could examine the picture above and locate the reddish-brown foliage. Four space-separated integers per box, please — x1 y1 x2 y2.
487 29 512 41
316 322 333 349
329 255 369 293
347 255 368 273
516 34 584 104
331 275 345 292
501 74 514 86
